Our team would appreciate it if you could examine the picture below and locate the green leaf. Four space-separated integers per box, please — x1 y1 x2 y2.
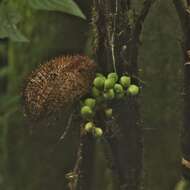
5 25 29 42
0 3 29 42
28 0 86 20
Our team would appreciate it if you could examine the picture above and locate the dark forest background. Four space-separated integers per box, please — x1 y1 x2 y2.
0 0 184 190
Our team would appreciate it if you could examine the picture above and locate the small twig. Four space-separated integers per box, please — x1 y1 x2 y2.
110 0 118 73
173 0 187 19
59 110 75 142
134 0 156 39
127 0 156 74
111 34 117 73
66 131 83 190
173 0 190 39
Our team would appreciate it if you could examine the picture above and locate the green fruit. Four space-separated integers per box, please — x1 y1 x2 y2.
93 77 105 89
104 89 115 100
96 73 105 78
114 83 124 94
175 179 190 190
107 72 118 82
80 106 93 119
84 122 94 132
105 108 113 118
120 76 131 88
84 98 96 109
104 78 115 90
92 87 101 98
127 84 139 96
94 127 103 137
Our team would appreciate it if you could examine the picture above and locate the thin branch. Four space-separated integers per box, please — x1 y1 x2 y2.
110 0 118 73
173 0 190 59
59 111 74 142
134 0 156 39
173 0 187 25
173 0 190 39
66 133 83 190
128 0 156 74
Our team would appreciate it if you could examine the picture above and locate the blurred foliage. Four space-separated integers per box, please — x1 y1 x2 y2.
28 0 86 20
140 1 183 189
0 0 85 42
0 0 185 190
0 2 28 42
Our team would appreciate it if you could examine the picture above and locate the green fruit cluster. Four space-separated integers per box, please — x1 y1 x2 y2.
84 122 103 138
80 72 140 138
80 97 103 138
92 72 139 100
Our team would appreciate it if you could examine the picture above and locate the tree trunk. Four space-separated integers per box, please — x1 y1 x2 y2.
92 1 155 189
174 0 190 180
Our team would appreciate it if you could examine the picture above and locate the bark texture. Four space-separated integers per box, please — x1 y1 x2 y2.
92 1 155 189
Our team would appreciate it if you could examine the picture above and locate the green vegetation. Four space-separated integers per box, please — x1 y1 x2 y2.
81 73 139 138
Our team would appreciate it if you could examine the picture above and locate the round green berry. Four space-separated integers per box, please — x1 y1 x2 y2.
94 127 103 137
84 122 94 132
120 76 131 88
104 89 115 100
92 87 101 98
105 108 113 118
127 84 139 96
93 77 105 89
114 83 124 94
84 98 96 109
80 106 93 119
96 73 105 78
107 72 118 82
104 78 116 90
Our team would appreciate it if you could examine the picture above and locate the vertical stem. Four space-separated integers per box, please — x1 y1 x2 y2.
110 0 118 73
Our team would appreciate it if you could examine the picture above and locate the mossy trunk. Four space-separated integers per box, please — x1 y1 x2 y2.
92 1 154 189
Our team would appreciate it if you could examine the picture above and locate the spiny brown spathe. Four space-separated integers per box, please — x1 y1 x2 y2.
23 55 96 119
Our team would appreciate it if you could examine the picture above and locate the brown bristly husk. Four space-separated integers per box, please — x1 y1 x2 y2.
23 55 96 119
